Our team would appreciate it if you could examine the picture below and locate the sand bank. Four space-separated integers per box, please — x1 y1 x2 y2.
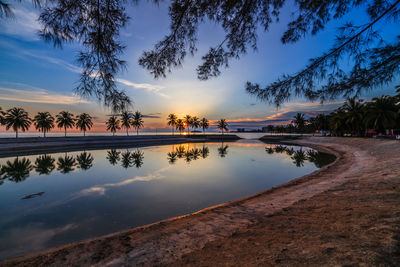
1 137 399 266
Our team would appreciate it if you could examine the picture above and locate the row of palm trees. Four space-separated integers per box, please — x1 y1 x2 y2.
266 93 400 136
0 107 93 138
0 107 147 138
106 111 144 136
166 114 229 135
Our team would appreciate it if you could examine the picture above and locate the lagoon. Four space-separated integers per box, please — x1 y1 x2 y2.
0 140 334 259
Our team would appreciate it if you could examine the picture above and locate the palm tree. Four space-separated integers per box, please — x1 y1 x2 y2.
2 157 33 182
34 155 55 175
200 118 209 135
0 107 5 125
106 150 121 165
56 111 75 137
200 145 209 159
34 112 55 137
76 152 94 170
106 116 121 136
218 143 229 157
167 151 178 164
217 119 228 135
364 96 398 134
342 98 365 136
131 150 144 168
132 111 144 135
292 113 305 132
121 151 134 168
4 107 31 138
291 149 307 167
176 145 186 158
76 113 93 136
120 111 132 136
167 113 177 135
175 119 185 135
191 116 200 134
57 154 76 174
184 115 192 135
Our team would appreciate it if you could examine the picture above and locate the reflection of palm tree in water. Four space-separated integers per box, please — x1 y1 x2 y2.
107 150 121 165
306 150 336 168
201 145 209 159
131 150 144 168
265 146 274 154
35 155 56 175
291 149 307 167
175 145 186 158
2 157 33 182
76 152 94 170
121 151 134 169
167 151 178 164
57 153 76 174
218 142 229 158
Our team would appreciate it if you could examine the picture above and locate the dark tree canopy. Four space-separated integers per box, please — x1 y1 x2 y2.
1 0 400 109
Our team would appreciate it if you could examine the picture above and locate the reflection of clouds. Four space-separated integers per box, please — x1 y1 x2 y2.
74 167 169 198
0 223 77 259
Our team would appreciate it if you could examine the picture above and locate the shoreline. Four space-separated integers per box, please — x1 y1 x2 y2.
1 137 399 266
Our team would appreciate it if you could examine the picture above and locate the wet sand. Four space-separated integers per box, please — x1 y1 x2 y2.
1 137 399 266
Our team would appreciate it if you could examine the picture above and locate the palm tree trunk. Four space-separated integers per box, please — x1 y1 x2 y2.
137 129 138 135
127 128 129 136
84 130 86 137
64 127 67 137
44 131 46 138
16 129 18 139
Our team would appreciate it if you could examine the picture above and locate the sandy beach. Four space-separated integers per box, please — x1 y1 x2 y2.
1 137 399 266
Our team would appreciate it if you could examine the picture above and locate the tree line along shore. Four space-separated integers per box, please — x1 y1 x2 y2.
0 107 231 138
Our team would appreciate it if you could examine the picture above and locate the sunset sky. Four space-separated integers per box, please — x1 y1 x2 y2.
0 1 398 133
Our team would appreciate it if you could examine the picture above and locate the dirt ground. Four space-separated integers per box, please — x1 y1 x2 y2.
2 137 399 266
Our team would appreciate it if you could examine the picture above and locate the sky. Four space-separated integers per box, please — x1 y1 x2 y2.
0 0 399 133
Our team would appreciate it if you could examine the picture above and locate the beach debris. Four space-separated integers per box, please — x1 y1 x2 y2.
21 192 45 200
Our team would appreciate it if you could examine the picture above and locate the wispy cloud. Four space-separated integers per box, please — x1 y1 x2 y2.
116 79 169 98
0 83 90 105
0 4 41 40
75 167 169 198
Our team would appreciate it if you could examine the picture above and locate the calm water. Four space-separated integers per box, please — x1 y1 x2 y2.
0 140 335 259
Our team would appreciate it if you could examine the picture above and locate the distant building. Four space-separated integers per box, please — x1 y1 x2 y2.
261 127 268 132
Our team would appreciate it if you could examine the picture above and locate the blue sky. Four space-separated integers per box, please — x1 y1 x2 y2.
0 1 398 132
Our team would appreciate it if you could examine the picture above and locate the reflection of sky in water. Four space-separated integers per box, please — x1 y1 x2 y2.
0 141 334 259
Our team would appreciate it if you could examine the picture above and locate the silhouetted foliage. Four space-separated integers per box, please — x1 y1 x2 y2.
4 107 31 138
56 111 75 137
57 154 76 174
218 143 229 158
131 150 144 168
2 157 33 182
76 113 93 136
107 149 121 165
34 155 56 175
76 152 94 170
34 111 55 137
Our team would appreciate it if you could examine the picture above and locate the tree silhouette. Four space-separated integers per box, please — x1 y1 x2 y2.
76 113 93 136
131 150 144 168
120 111 132 136
191 116 200 134
57 154 76 174
292 113 305 133
200 145 210 159
175 119 185 135
184 115 192 135
56 111 75 137
121 151 134 169
107 150 121 165
217 119 228 135
364 96 398 133
34 111 55 137
34 155 56 175
200 118 209 135
132 111 144 135
106 116 121 136
291 149 307 167
4 107 31 138
218 143 229 158
76 152 94 170
2 157 33 182
167 151 178 164
167 113 177 135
